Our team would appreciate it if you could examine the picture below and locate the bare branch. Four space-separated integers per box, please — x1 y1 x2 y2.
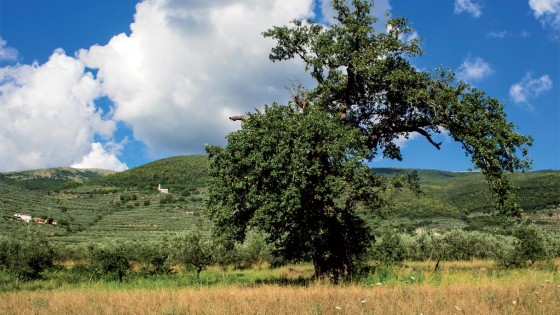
229 115 248 122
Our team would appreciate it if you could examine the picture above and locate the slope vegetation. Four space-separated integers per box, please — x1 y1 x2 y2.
1 155 558 243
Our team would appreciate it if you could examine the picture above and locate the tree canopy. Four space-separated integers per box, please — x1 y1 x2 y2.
206 0 532 281
263 0 531 216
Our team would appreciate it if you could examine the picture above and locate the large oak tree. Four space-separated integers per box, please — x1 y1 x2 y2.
206 0 531 281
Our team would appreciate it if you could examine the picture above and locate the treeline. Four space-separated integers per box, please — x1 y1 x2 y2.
1 226 559 287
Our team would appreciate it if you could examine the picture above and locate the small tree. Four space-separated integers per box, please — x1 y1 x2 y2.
172 230 213 279
372 230 406 265
0 232 54 286
132 239 171 274
87 242 131 283
508 224 551 266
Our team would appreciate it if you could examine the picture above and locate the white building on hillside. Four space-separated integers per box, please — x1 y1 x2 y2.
158 184 169 194
14 213 32 223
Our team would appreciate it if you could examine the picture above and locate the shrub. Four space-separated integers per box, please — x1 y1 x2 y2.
0 232 54 286
372 230 406 265
87 242 132 282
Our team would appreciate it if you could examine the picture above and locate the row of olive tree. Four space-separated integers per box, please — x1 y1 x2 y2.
372 225 560 269
78 229 272 282
2 225 557 285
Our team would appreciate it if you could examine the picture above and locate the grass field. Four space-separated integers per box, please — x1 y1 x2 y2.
1 260 559 314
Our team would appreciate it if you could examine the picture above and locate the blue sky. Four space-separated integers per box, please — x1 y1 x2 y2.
0 0 558 172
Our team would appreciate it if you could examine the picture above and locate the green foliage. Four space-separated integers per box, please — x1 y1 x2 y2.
263 0 531 216
231 230 273 269
131 239 172 274
206 0 537 282
0 231 54 285
87 242 132 282
497 224 553 268
207 104 411 282
372 230 406 265
171 228 214 279
89 155 209 193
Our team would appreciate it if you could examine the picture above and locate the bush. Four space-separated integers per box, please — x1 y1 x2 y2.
171 229 213 279
0 232 54 286
87 242 132 282
132 239 171 274
372 230 406 265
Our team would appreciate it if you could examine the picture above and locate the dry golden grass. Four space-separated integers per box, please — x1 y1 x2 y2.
1 281 559 315
2 260 559 314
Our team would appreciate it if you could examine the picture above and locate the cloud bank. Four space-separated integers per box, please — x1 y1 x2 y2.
0 50 117 171
0 0 319 172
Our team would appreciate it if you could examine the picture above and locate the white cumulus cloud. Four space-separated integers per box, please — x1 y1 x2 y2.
529 0 560 31
78 0 315 158
509 73 553 106
0 49 116 172
457 56 493 82
454 0 482 18
72 142 128 171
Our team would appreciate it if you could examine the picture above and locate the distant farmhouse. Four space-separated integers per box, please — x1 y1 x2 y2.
13 213 32 223
13 213 57 225
157 184 169 194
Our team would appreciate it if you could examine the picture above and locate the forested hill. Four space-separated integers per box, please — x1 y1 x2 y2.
0 155 558 242
86 155 210 195
1 167 114 191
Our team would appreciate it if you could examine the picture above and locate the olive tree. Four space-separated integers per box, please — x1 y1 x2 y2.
87 242 132 283
0 232 54 286
171 229 214 279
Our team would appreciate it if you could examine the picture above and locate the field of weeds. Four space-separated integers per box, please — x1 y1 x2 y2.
1 260 559 314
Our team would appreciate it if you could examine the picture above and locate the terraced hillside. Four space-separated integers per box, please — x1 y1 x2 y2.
0 156 210 243
1 155 558 244
377 169 560 231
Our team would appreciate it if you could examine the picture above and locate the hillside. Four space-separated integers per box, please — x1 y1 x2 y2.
1 167 115 191
0 155 558 243
87 155 210 195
